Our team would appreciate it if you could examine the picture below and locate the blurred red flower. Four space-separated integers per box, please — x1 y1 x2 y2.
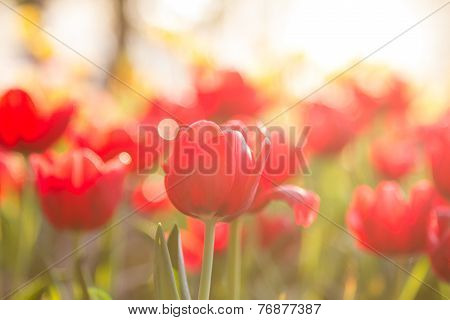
351 74 411 129
303 102 355 156
72 126 134 163
380 77 411 119
0 149 26 198
142 98 205 126
370 131 418 180
31 148 128 230
70 125 154 172
181 217 229 273
222 120 319 227
0 88 74 153
423 114 450 199
195 70 268 122
347 180 437 255
260 127 305 185
250 184 319 227
427 207 450 282
164 120 270 221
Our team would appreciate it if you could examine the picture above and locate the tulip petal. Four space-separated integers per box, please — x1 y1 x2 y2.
254 185 320 227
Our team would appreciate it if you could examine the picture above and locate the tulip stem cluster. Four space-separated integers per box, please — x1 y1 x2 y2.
198 219 216 300
227 218 243 299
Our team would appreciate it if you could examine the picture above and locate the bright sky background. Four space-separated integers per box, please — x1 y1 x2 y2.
0 0 448 105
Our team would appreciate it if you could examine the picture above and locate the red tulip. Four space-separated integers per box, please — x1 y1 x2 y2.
31 148 128 230
0 88 74 153
260 126 305 185
72 127 134 162
303 102 355 155
195 70 267 122
0 149 26 198
380 77 411 119
222 120 319 227
164 120 270 221
70 125 153 171
347 180 436 254
370 132 418 180
427 206 450 282
132 175 171 214
181 217 229 273
250 185 320 227
351 74 411 129
424 115 450 199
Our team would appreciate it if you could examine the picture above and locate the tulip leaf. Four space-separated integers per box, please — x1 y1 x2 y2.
87 287 112 300
167 225 191 300
154 225 180 299
399 256 429 300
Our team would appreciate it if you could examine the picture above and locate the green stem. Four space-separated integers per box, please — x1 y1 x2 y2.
198 219 216 300
73 233 90 300
14 160 33 286
398 256 429 300
227 218 242 299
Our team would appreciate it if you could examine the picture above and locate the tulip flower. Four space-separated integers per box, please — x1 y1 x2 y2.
250 184 320 228
0 88 74 153
427 207 450 282
195 70 268 122
351 73 411 129
31 148 128 230
71 125 152 172
380 77 411 119
181 217 229 273
248 125 320 228
72 126 135 163
370 132 418 180
347 180 436 255
164 120 270 221
303 102 355 155
164 120 269 299
424 115 450 199
223 120 319 227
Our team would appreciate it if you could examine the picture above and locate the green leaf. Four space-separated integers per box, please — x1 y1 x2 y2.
399 256 429 300
167 225 191 299
87 287 112 300
154 224 180 299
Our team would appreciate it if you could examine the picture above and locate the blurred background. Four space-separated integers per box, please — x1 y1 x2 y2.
0 0 449 103
0 0 449 300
